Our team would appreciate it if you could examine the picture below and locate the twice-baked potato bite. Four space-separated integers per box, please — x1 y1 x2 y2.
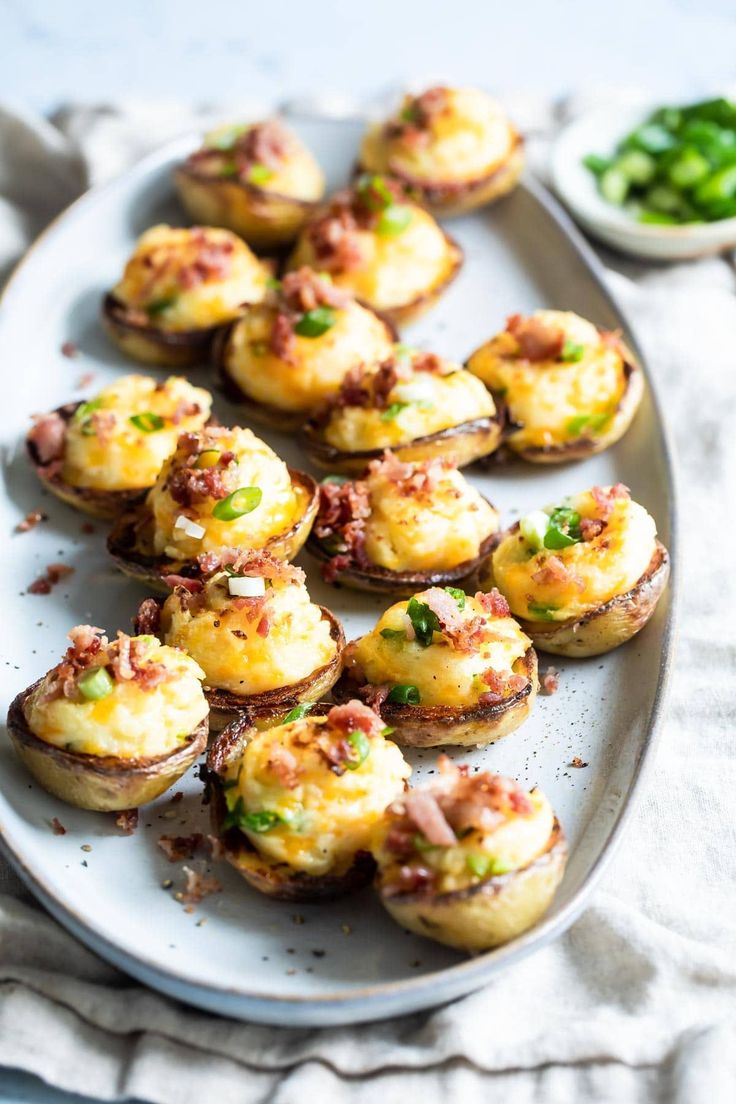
466 310 644 462
107 425 318 591
102 224 269 367
301 348 501 474
215 267 396 429
206 699 411 900
333 585 537 748
481 483 670 656
174 118 325 249
136 550 344 730
372 755 566 953
6 625 208 811
308 450 500 593
26 374 212 519
358 85 524 217
286 175 462 324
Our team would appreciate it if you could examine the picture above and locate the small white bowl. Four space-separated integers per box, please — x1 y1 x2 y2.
550 103 736 260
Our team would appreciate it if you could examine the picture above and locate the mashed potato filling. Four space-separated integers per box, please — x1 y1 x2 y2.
224 300 394 413
62 374 211 491
467 310 628 450
112 224 267 331
491 488 658 622
160 571 336 695
148 427 304 560
322 363 494 453
363 463 498 572
226 715 411 875
361 87 517 186
26 641 207 760
353 591 531 707
289 204 457 312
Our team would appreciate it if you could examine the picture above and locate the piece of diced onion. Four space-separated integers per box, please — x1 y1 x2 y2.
228 575 267 597
174 515 206 539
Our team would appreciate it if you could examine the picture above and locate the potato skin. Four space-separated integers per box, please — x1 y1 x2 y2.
6 682 208 811
307 522 500 597
174 166 321 250
206 712 376 901
300 416 502 475
333 645 538 749
478 540 670 658
376 819 566 952
107 468 319 594
101 294 223 368
26 402 147 520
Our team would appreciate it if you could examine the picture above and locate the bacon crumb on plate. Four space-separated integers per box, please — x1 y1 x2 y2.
157 833 204 862
15 510 47 534
61 340 79 358
50 817 66 835
541 667 560 695
114 809 139 835
570 756 588 768
179 864 222 906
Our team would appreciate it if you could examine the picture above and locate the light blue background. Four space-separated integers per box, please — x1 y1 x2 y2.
0 0 734 1100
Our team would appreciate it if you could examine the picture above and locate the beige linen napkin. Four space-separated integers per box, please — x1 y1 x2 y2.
1 97 735 1104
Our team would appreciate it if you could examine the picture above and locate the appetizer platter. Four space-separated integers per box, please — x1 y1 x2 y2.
0 91 675 1026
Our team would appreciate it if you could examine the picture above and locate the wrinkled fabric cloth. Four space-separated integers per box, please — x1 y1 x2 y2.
1 96 735 1104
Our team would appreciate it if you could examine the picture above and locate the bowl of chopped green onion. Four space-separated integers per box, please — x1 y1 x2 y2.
550 97 736 259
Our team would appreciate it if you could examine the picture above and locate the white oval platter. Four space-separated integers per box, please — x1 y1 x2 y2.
0 115 676 1027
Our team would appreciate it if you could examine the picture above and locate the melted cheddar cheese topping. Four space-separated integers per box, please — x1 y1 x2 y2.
112 224 267 331
62 374 211 491
362 463 499 572
491 488 658 622
159 572 336 696
226 717 410 875
147 427 305 561
288 203 457 313
467 311 629 450
25 641 207 759
321 357 495 453
352 591 531 707
223 299 394 413
361 86 517 187
198 121 325 200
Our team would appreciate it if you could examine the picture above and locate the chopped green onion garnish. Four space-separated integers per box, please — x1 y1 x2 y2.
248 163 273 185
527 603 559 622
265 276 282 290
345 730 371 770
212 486 262 521
567 412 611 436
380 627 406 641
413 833 441 853
380 401 410 422
466 853 511 877
282 703 315 724
544 506 582 549
207 124 248 150
406 596 440 647
77 666 114 702
582 153 610 176
444 586 466 609
376 204 412 236
196 448 221 469
146 296 178 317
387 683 421 705
294 307 337 338
74 398 102 423
242 809 283 832
219 162 239 177
129 412 165 433
320 474 348 485
380 725 395 736
356 173 395 210
559 340 585 362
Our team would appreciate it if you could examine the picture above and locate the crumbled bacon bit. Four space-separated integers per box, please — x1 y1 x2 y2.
580 517 605 542
382 863 437 897
206 834 225 860
270 311 296 363
591 483 630 521
385 86 450 146
81 522 95 535
256 612 272 637
161 575 203 593
177 228 235 290
541 667 560 695
475 589 511 618
279 267 351 313
367 450 453 498
412 351 445 375
15 510 47 533
360 683 390 713
506 314 565 362
134 597 162 636
532 556 584 591
570 756 588 768
115 809 139 835
76 371 95 388
405 790 457 846
89 410 116 446
158 833 204 862
61 340 79 358
28 562 74 595
478 668 506 704
267 744 301 789
314 478 371 580
328 700 385 739
27 412 66 468
179 865 222 906
50 817 66 836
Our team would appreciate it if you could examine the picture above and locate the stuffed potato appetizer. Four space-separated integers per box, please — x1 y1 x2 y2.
102 224 269 367
206 699 411 900
466 310 644 462
480 483 670 656
6 625 208 811
372 754 566 953
215 267 396 429
359 85 524 217
26 374 212 519
174 118 325 249
136 550 344 730
301 348 501 474
308 450 500 593
286 175 462 324
107 425 318 591
333 585 537 748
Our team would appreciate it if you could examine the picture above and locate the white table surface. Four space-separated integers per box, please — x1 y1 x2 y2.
0 0 735 1101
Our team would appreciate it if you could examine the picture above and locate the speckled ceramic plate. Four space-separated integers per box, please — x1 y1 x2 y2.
0 114 676 1027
